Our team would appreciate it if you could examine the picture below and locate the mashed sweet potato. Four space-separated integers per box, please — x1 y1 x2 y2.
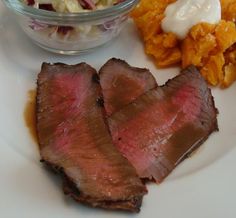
131 0 236 87
221 0 236 22
182 21 236 87
131 0 181 68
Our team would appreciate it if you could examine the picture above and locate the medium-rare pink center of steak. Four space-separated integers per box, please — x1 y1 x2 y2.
108 66 218 183
99 58 157 116
36 63 147 212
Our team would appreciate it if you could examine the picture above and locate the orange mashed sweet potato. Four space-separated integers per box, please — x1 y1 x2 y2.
131 0 236 87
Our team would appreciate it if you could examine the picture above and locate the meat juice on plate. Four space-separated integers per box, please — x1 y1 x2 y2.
24 89 38 143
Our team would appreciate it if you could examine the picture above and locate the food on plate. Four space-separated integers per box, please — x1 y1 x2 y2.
34 59 219 212
130 0 181 67
221 0 236 22
131 0 236 87
36 63 147 212
182 21 236 87
99 58 157 116
223 43 236 86
108 65 218 183
131 0 181 68
161 0 221 40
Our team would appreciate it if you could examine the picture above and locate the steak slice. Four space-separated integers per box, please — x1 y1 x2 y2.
36 63 147 212
99 58 157 116
108 66 218 183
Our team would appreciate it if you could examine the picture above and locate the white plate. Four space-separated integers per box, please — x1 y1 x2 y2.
1 2 236 218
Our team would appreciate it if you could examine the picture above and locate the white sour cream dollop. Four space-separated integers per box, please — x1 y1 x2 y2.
161 0 221 40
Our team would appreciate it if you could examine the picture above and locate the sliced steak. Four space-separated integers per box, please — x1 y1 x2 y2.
36 63 147 212
108 65 218 183
99 58 157 116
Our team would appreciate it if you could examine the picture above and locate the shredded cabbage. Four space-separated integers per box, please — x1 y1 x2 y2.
23 0 120 12
23 0 125 45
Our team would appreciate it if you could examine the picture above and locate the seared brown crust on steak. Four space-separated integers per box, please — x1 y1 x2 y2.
36 63 147 212
63 177 143 212
108 65 218 183
99 58 157 116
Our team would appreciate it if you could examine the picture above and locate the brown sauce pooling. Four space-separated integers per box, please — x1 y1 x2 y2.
24 89 38 144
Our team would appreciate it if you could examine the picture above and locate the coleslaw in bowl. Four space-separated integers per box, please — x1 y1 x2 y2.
3 0 138 54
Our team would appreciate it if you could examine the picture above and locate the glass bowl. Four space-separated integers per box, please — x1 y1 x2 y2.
3 0 139 54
